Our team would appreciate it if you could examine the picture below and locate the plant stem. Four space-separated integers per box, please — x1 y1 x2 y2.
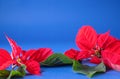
7 70 13 79
7 65 16 79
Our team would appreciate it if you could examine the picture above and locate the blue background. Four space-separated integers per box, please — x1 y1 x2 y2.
0 0 120 79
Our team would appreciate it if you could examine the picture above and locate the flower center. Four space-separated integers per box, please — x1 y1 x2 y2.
17 58 21 62
17 58 23 65
93 45 102 58
95 50 101 58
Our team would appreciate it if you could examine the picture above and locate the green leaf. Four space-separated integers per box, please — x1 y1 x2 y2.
7 64 26 79
41 53 73 66
0 67 26 79
73 60 106 78
0 70 10 77
17 64 26 76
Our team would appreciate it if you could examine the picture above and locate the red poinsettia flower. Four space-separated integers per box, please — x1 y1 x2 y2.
75 26 117 63
0 35 53 75
65 26 116 64
20 48 53 74
65 25 120 71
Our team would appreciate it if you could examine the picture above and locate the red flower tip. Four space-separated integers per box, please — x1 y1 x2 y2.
76 51 92 60
5 34 22 59
25 60 41 75
37 48 53 62
90 56 101 64
64 48 79 60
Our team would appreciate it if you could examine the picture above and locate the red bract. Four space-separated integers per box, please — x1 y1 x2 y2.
0 49 13 70
0 35 53 75
64 48 89 60
64 48 80 60
101 41 120 71
76 26 98 51
6 35 22 60
90 56 101 64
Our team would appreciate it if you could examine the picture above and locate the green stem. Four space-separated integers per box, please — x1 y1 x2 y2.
7 65 16 79
7 70 13 79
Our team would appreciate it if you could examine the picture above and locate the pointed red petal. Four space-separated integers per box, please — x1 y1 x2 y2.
97 31 116 49
97 31 110 48
90 56 101 64
102 50 120 71
0 61 13 70
21 49 36 61
29 48 53 62
5 35 21 59
0 49 13 70
105 41 120 53
76 25 97 51
25 60 41 75
64 48 79 60
101 41 120 71
101 50 112 67
76 51 92 60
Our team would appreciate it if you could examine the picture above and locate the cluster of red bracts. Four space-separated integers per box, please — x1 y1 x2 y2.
65 26 120 71
0 35 53 75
